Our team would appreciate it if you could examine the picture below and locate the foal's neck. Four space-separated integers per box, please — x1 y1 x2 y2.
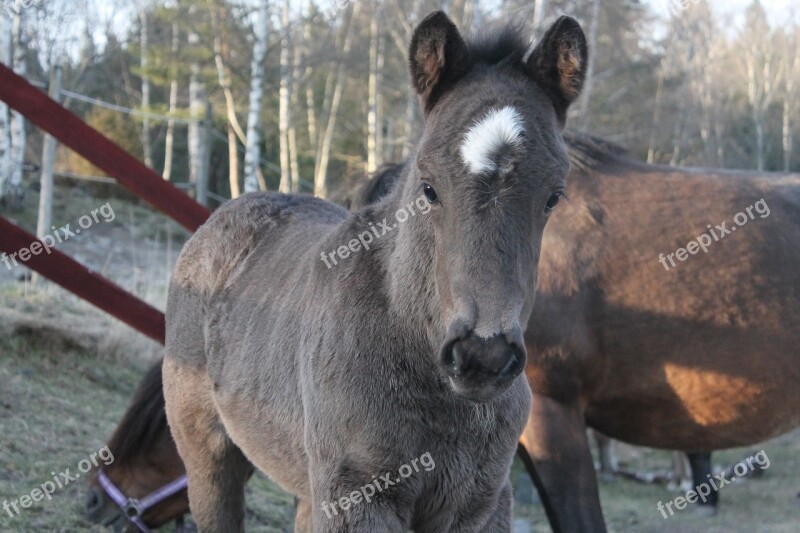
374 164 443 345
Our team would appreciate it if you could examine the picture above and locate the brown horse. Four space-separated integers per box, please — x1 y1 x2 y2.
163 12 587 533
85 363 189 531
518 135 800 531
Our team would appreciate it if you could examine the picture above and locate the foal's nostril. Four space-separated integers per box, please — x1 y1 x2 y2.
497 344 524 378
85 486 105 517
441 334 525 380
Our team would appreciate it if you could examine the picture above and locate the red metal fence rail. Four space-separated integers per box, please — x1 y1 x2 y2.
0 63 211 232
0 64 214 344
0 218 166 343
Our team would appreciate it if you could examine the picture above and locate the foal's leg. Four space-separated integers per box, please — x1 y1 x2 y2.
477 481 513 532
294 498 312 533
308 463 406 532
519 394 606 533
163 358 253 532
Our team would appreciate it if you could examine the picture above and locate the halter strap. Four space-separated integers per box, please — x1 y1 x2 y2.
97 470 188 533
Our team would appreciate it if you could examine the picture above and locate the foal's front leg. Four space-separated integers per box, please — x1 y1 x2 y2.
309 464 407 532
475 481 513 532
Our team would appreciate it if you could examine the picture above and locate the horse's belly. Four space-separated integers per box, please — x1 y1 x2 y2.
215 385 310 497
586 363 800 450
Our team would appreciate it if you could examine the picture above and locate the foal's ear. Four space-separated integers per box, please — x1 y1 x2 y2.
527 16 588 125
409 11 471 113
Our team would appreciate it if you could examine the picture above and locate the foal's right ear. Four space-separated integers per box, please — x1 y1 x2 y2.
527 16 588 125
409 11 471 114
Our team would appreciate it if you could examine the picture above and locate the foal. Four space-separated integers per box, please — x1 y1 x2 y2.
163 12 587 532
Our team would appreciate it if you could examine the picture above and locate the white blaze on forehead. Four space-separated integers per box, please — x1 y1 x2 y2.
459 106 525 175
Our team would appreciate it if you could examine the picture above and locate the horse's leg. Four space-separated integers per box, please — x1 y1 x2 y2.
163 358 253 532
687 451 718 516
294 498 312 533
519 394 606 533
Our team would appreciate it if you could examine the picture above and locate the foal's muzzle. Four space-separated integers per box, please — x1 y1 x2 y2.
439 330 526 401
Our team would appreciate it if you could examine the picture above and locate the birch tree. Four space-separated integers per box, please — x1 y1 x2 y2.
243 0 269 194
163 18 179 181
209 0 248 197
367 2 382 174
187 28 206 189
0 14 12 201
532 0 547 39
289 2 308 193
139 6 153 168
278 0 292 193
9 1 27 204
743 2 779 171
577 0 601 124
314 1 360 198
783 29 798 172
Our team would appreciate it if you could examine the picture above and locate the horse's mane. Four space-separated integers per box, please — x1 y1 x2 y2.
106 362 167 466
563 133 628 172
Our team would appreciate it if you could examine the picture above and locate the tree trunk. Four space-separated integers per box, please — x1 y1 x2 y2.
278 0 292 193
209 0 247 197
784 45 797 172
37 64 62 242
139 8 153 168
647 60 665 165
243 0 269 193
0 14 12 201
290 3 307 193
401 0 422 160
577 0 601 124
532 0 548 38
9 3 27 204
367 3 381 174
314 1 360 198
188 31 206 189
784 91 794 173
163 20 179 181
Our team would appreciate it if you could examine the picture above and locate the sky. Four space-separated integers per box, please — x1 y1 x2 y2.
649 0 798 26
10 0 798 65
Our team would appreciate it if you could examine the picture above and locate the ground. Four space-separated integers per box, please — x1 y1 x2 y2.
1 190 798 532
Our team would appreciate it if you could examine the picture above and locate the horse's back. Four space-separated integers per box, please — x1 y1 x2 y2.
166 192 348 367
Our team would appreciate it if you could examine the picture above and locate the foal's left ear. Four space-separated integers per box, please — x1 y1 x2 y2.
409 11 471 114
527 16 588 125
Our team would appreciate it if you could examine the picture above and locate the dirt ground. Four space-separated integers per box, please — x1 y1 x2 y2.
1 192 798 532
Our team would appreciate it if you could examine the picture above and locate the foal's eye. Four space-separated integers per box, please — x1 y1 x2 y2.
545 192 563 213
422 182 439 204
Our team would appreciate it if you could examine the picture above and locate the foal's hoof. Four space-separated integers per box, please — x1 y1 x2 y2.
693 504 718 517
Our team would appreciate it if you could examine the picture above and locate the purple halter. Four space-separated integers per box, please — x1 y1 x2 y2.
96 470 188 533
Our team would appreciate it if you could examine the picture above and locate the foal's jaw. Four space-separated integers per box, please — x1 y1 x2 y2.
407 12 588 402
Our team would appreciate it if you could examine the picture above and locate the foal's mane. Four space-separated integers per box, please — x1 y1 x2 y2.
466 21 530 68
106 362 168 467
